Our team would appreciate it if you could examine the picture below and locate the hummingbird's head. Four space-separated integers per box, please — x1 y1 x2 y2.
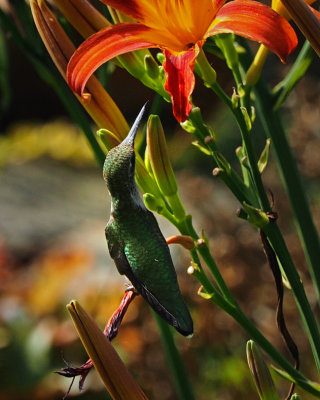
103 104 147 196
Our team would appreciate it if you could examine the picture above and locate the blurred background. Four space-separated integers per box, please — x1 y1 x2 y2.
1 2 320 399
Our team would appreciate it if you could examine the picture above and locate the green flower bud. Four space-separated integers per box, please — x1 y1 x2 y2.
147 114 177 197
184 108 215 142
240 106 252 131
242 202 270 229
156 52 165 64
97 128 120 151
247 340 279 400
258 139 271 174
143 193 165 214
135 154 162 198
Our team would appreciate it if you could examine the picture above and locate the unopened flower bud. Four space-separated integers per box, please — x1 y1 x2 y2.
135 155 162 198
242 202 270 229
143 193 165 214
156 52 165 64
147 114 177 197
97 129 120 151
185 108 216 142
67 301 148 400
52 0 110 38
30 0 129 138
240 106 252 131
246 340 279 400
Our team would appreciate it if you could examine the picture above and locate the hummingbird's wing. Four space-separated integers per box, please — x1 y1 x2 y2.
106 211 193 336
116 246 187 334
106 218 190 334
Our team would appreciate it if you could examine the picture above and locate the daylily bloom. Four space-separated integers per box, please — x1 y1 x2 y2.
67 0 297 122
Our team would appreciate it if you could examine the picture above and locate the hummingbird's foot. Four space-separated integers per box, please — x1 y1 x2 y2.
166 235 194 250
103 289 137 340
56 358 93 395
57 289 137 397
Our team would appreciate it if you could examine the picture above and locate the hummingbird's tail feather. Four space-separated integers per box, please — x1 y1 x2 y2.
142 284 193 336
126 269 193 336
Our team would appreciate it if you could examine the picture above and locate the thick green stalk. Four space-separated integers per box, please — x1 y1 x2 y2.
254 78 320 304
232 107 271 211
153 313 195 400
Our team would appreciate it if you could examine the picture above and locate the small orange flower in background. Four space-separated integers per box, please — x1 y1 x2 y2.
67 0 297 122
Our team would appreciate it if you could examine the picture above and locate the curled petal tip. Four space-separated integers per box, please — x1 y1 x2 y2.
82 92 92 104
211 0 298 63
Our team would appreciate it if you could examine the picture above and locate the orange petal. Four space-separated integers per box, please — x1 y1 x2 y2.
67 23 156 95
208 0 298 62
163 48 198 123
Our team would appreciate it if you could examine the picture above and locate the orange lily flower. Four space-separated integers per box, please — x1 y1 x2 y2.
67 0 297 122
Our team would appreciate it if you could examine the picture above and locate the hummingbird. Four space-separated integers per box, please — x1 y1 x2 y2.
103 105 193 337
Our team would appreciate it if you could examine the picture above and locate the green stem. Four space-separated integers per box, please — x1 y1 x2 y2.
153 313 195 400
233 107 271 211
209 81 269 210
255 78 320 305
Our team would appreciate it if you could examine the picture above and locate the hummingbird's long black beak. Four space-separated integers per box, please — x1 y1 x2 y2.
120 103 148 148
